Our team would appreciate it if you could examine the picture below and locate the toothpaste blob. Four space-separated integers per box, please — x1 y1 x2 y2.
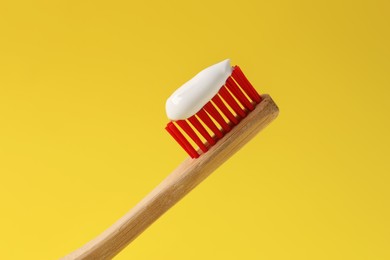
166 59 233 120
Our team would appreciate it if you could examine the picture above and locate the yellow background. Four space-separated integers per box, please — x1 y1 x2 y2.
0 0 389 259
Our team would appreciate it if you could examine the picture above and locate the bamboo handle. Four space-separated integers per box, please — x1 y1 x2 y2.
62 94 279 259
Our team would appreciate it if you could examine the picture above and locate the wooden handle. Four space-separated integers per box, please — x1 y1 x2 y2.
62 94 279 259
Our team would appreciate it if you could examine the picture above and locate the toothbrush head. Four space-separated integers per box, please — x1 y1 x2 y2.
166 61 264 159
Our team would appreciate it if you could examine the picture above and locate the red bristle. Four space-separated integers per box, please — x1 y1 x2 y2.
188 115 216 146
219 86 246 118
232 66 262 103
165 123 188 154
176 120 208 153
166 122 199 158
226 77 254 111
204 102 231 132
196 109 224 139
211 95 238 125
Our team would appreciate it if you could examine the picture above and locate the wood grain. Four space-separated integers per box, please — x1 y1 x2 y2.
62 94 279 259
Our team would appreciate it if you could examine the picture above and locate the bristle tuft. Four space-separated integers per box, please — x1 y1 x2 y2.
219 86 246 118
176 120 208 153
212 95 239 125
232 66 262 103
188 115 216 146
204 102 231 133
166 122 199 158
196 109 224 139
226 77 254 111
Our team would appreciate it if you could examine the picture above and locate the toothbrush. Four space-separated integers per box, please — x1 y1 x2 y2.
63 59 279 259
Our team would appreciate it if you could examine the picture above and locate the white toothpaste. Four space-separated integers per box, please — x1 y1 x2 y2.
166 59 233 120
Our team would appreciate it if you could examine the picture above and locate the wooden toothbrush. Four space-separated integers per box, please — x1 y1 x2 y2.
63 60 279 259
